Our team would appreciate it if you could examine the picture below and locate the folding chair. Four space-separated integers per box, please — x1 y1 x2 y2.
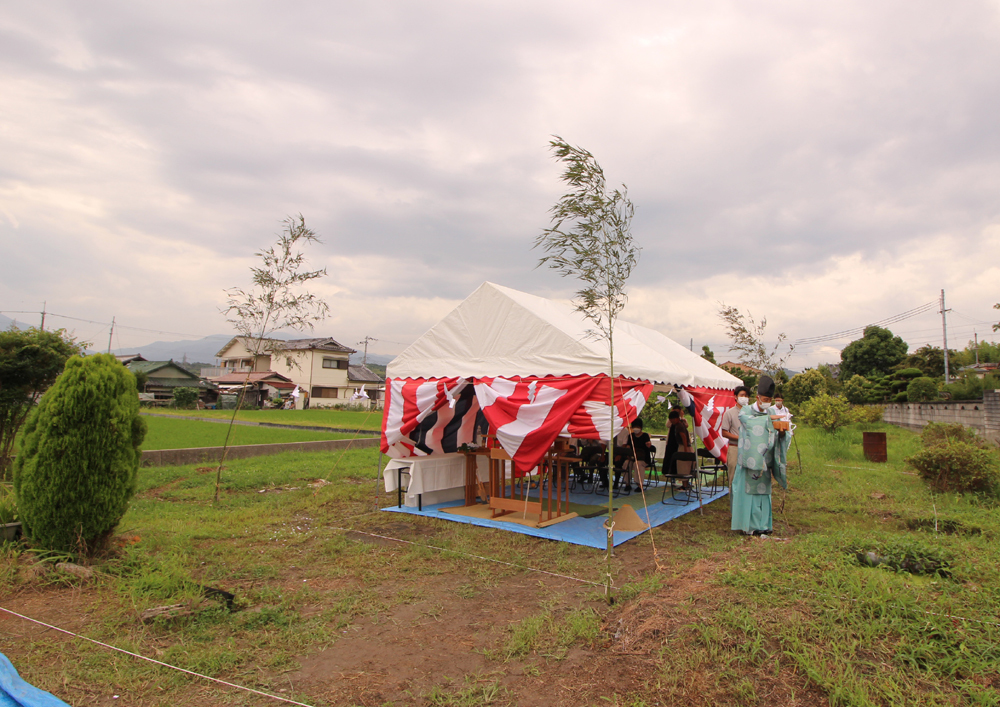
645 438 667 488
660 451 698 504
696 448 727 494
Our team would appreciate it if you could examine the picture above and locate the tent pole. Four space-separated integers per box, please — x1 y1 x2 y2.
692 388 703 516
376 449 383 510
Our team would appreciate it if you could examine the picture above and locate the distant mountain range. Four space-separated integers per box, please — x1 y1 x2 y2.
0 313 21 329
120 334 236 364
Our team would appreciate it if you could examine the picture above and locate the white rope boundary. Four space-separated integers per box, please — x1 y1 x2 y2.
0 607 315 707
328 526 604 587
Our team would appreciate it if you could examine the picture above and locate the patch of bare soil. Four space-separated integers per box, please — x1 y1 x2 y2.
282 568 598 706
273 535 825 707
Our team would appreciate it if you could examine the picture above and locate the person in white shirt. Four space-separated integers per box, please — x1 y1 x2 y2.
721 385 750 480
769 394 792 421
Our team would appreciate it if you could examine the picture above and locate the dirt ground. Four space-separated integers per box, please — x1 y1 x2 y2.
1 521 832 707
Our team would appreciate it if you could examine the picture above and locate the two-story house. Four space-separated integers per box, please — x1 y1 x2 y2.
215 336 358 406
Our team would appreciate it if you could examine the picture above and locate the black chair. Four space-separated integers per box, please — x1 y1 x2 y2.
575 446 606 494
610 463 632 497
643 454 661 489
696 448 727 494
660 451 698 504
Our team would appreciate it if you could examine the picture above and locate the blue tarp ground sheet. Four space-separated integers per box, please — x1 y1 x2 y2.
383 480 729 549
0 653 70 707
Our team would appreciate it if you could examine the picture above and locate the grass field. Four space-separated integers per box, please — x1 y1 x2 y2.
140 416 359 450
3 422 1000 706
145 407 382 430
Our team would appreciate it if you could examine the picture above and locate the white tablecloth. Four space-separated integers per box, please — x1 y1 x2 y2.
383 454 488 495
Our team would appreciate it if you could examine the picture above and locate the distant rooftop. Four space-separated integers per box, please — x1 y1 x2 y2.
348 364 384 383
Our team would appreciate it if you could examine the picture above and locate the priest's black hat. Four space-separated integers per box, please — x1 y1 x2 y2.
757 375 776 398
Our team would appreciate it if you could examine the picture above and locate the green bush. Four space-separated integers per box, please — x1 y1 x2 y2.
12 354 147 554
842 374 873 404
895 367 924 379
783 368 831 405
920 422 984 448
906 441 1000 495
850 405 884 424
799 393 853 432
171 387 200 409
0 484 16 524
906 377 939 402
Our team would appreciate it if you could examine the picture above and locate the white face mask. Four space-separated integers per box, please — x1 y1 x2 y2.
737 396 749 406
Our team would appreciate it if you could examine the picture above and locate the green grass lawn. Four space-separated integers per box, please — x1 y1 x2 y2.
140 416 360 450
3 421 1000 706
145 407 382 430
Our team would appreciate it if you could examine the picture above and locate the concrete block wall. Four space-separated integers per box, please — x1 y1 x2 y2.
883 390 1000 445
985 390 1000 444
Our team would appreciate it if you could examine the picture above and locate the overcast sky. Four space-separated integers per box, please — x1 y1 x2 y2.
2 1 999 368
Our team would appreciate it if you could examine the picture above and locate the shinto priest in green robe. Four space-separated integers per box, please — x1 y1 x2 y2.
731 375 792 534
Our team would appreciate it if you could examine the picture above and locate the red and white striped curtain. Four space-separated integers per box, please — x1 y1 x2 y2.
381 374 652 472
677 386 737 463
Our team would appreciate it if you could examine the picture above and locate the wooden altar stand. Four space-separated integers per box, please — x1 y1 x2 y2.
486 440 576 528
461 448 491 506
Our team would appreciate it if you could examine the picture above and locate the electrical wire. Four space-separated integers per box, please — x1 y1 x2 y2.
792 301 938 346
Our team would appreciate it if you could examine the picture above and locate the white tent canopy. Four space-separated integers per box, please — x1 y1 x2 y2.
388 282 741 390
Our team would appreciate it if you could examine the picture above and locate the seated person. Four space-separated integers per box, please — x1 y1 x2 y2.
577 439 606 486
620 418 653 491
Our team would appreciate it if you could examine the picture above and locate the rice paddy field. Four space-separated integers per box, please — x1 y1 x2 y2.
139 415 359 450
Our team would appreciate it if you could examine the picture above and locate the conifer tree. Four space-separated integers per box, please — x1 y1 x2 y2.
13 353 146 554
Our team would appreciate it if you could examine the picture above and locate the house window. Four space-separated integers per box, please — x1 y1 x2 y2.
312 387 338 398
322 358 349 369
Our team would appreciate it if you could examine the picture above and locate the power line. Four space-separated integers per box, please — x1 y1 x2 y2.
791 301 937 346
0 310 210 339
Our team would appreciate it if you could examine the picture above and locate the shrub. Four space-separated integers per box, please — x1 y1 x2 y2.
906 377 938 402
940 373 982 401
0 484 16 524
12 354 147 554
842 374 873 405
171 387 200 409
920 422 984 448
783 368 831 405
851 405 884 424
799 393 853 432
906 441 1000 495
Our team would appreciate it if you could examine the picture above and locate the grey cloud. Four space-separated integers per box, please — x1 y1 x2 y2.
2 1 999 361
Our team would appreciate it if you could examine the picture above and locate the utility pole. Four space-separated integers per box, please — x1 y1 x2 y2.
357 336 377 366
689 338 693 352
40 301 46 331
974 332 980 366
940 290 951 384
107 316 115 354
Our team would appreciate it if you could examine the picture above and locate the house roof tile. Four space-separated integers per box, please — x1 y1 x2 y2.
348 365 384 383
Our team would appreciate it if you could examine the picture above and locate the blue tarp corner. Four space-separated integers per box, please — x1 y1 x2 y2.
0 653 71 707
